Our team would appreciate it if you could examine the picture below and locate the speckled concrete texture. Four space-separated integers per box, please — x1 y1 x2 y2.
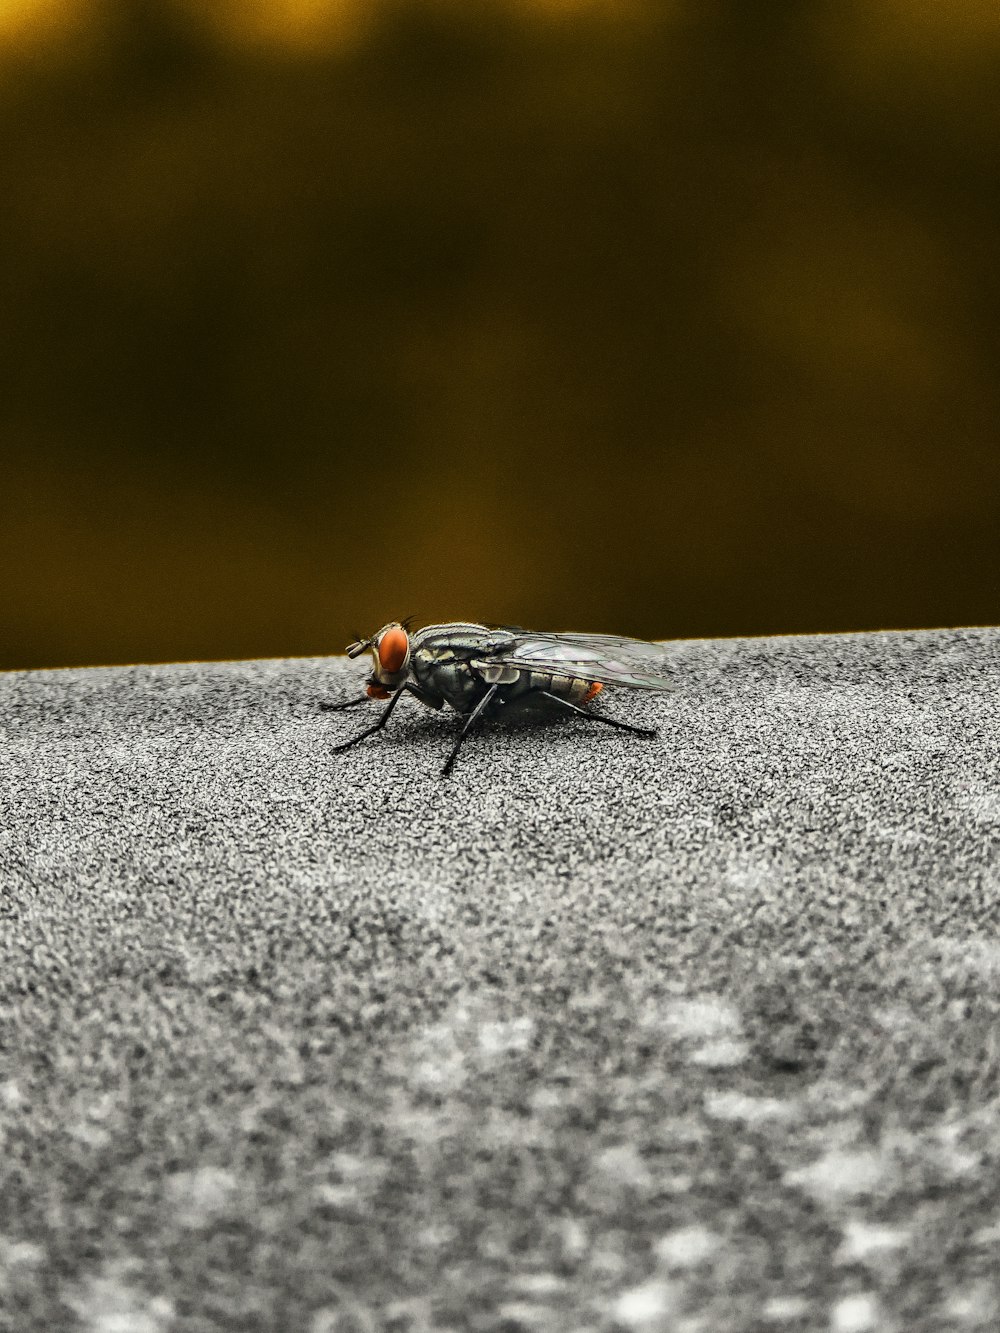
2 627 1000 1331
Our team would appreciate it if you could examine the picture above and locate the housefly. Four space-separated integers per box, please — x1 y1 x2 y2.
321 620 678 777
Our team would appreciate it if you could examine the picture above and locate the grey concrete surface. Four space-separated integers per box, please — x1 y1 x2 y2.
2 627 1000 1332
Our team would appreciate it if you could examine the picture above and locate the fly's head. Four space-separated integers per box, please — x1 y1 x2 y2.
346 621 412 699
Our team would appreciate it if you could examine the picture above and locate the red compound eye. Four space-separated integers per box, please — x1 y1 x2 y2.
378 626 408 673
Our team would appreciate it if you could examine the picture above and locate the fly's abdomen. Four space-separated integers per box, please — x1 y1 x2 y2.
495 669 603 711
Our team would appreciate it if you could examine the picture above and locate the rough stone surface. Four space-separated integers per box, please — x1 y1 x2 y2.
2 627 1000 1331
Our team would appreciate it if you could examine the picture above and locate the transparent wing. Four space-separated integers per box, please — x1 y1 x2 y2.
472 629 679 691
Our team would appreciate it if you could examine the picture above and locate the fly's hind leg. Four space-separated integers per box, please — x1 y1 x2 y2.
536 690 657 738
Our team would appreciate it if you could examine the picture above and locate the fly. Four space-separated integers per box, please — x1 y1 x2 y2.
321 620 679 777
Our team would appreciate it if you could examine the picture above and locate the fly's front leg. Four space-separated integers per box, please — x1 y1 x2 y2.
441 683 499 778
329 686 407 754
319 696 369 713
537 690 657 738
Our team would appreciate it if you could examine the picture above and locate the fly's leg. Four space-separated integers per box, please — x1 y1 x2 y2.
536 690 657 738
322 682 432 713
441 683 499 778
330 686 407 754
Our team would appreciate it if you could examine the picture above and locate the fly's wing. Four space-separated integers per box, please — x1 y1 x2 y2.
473 630 679 691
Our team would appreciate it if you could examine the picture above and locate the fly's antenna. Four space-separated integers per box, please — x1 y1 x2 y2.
346 634 371 659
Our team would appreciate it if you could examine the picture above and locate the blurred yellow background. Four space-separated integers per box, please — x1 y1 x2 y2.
2 0 999 669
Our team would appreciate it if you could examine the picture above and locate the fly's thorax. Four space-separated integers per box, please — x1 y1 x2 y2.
411 646 482 711
408 627 511 712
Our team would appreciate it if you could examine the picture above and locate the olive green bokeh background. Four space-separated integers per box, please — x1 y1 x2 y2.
3 0 999 670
